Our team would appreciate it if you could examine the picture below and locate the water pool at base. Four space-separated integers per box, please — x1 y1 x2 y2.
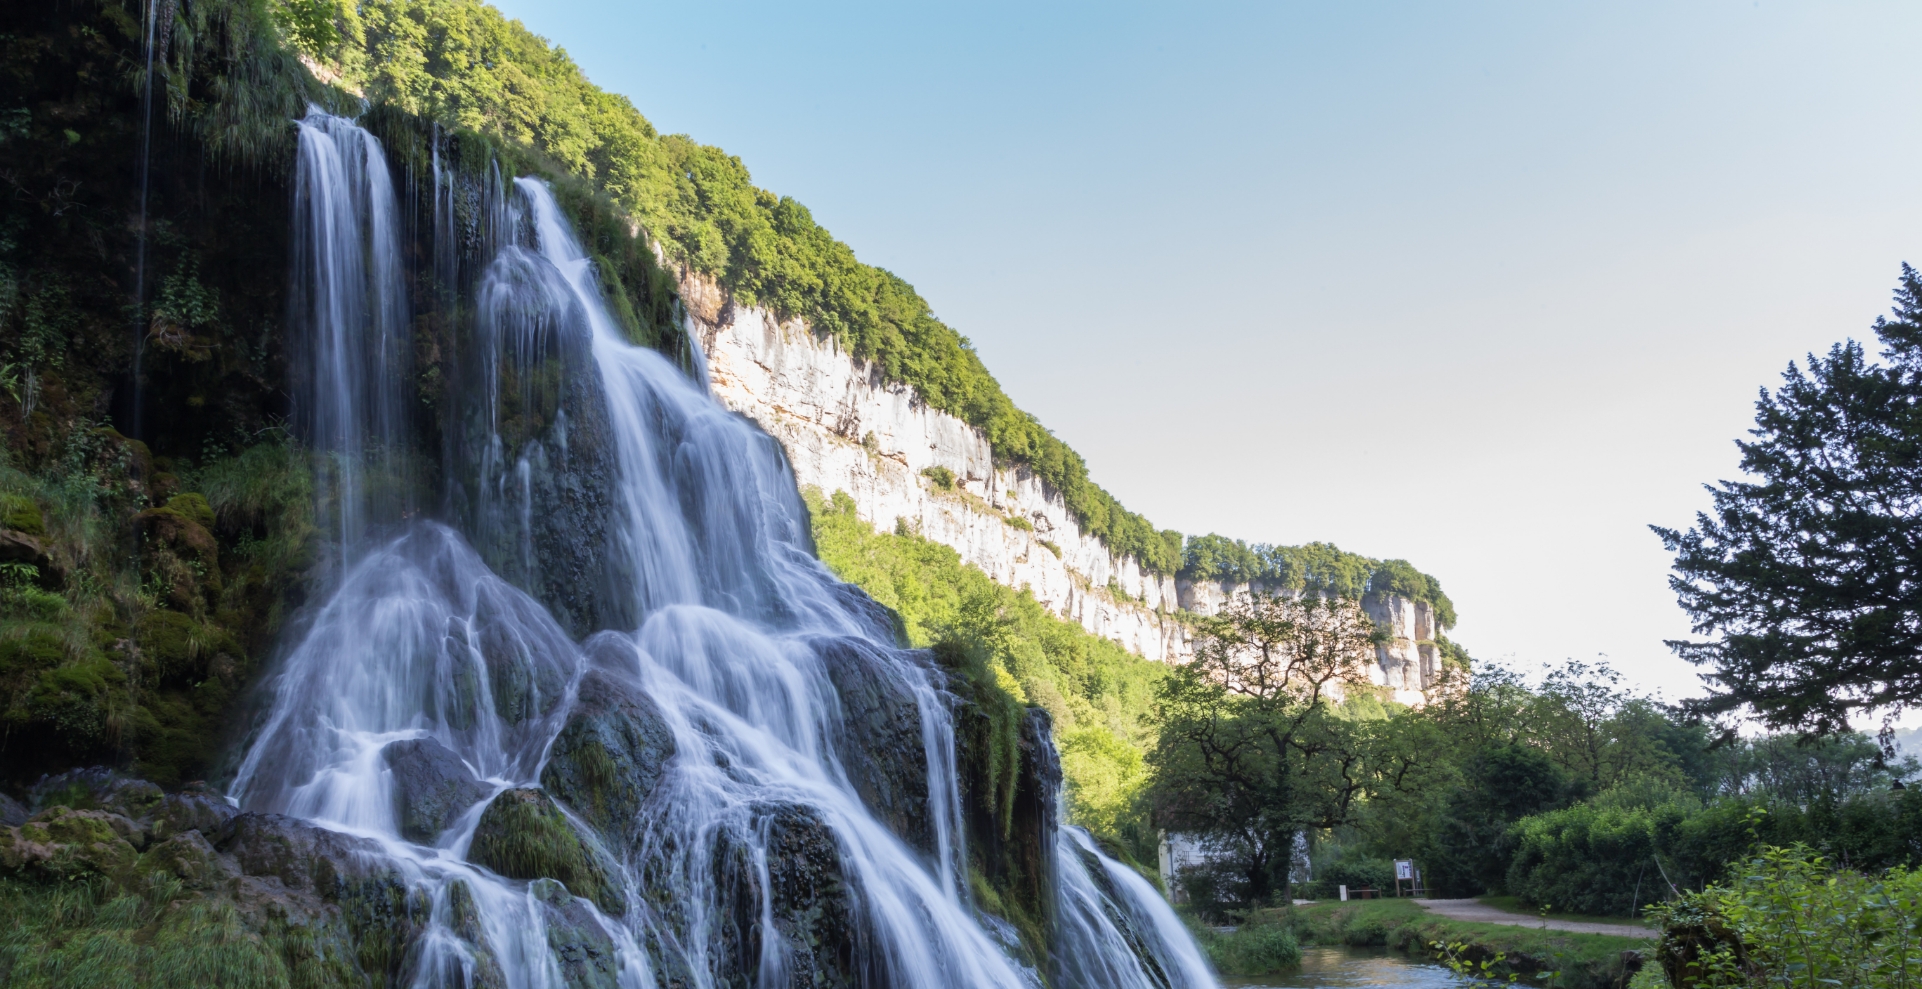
1223 946 1463 989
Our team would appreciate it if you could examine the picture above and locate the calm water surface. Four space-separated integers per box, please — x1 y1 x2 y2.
1223 946 1462 989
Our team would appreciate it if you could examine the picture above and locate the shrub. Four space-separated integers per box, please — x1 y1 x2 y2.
921 466 955 491
1005 515 1033 531
1650 845 1922 989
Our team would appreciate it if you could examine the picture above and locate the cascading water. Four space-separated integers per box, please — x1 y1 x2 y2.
290 108 412 556
236 109 1217 989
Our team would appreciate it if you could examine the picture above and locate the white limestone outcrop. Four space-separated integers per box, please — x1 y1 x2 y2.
684 277 1443 700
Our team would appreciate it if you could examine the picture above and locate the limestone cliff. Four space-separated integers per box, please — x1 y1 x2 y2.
686 275 1444 701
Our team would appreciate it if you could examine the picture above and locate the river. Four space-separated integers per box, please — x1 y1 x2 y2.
1224 946 1463 989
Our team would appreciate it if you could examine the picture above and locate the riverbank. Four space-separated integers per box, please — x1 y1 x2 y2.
1199 900 1650 989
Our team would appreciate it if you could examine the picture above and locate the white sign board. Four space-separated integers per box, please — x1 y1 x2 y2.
1395 859 1414 881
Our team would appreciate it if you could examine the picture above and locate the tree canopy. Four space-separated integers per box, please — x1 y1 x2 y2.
1654 265 1922 736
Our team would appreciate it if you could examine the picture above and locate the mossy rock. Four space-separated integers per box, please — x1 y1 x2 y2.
468 788 625 916
539 667 675 849
0 806 143 881
135 609 232 683
165 492 217 529
27 766 164 821
0 494 45 535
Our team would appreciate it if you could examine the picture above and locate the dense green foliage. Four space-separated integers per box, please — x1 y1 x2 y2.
295 0 1185 570
805 488 1164 859
1651 846 1922 989
1656 265 1922 734
1308 658 1921 919
1180 534 1457 627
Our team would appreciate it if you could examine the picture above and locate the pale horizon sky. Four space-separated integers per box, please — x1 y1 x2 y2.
488 0 1922 725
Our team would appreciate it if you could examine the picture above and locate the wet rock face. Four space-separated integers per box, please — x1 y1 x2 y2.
217 812 390 892
445 262 633 639
468 787 626 916
540 667 676 850
761 804 859 989
383 736 492 843
532 878 624 989
215 813 431 984
1013 708 1062 938
820 637 933 854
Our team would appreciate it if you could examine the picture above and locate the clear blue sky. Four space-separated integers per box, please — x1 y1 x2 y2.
491 0 1922 713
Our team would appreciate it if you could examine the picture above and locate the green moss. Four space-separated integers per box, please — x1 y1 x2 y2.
0 495 44 535
468 789 624 916
0 872 366 989
162 495 215 531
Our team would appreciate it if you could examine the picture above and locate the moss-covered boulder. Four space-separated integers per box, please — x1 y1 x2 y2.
382 736 491 843
468 788 625 916
216 813 431 983
0 494 45 535
0 806 142 881
148 785 239 843
27 766 164 822
139 828 237 889
164 492 217 529
539 667 675 848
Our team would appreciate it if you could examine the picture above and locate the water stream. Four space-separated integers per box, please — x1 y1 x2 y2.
233 108 1213 989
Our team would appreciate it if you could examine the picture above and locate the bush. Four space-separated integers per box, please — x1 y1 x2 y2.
921 466 955 491
1507 801 1688 916
1650 845 1922 989
1194 915 1302 975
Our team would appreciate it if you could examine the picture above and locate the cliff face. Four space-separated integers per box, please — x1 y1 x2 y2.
687 279 1440 701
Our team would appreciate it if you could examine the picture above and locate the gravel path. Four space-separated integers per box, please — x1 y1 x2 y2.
1415 899 1656 938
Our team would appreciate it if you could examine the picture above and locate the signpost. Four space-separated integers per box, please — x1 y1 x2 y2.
1394 859 1416 898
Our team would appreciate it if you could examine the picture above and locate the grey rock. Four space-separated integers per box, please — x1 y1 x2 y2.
531 879 622 989
382 736 491 843
149 788 238 843
0 792 25 827
29 767 164 822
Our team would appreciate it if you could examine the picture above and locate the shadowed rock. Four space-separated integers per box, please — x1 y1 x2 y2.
819 636 933 854
383 736 492 843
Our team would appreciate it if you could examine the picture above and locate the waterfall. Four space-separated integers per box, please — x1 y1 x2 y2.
290 108 412 557
237 110 1217 989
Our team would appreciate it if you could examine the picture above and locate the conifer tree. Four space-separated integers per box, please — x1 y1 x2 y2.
1654 265 1922 737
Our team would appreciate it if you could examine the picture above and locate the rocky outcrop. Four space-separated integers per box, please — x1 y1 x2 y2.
1177 581 1445 704
689 283 1449 704
689 288 1190 663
